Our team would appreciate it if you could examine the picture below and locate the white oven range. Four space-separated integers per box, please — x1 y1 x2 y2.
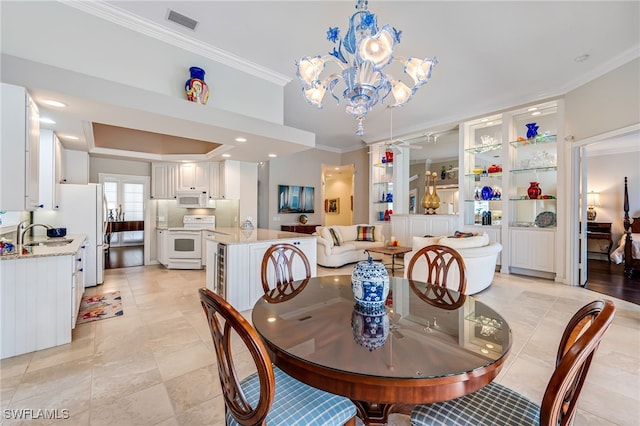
166 215 215 269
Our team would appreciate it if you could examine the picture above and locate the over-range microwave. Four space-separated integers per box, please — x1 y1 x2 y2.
176 191 208 208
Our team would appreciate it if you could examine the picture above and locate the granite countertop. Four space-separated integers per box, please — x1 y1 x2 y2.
203 227 316 245
0 234 87 260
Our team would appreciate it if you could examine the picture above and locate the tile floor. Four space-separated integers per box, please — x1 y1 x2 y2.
1 264 639 426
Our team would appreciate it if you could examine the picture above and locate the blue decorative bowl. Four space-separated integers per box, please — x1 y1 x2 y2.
481 186 494 200
351 253 389 308
351 304 389 351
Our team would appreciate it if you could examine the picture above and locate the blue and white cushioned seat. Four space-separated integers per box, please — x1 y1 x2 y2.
411 382 540 426
226 366 357 426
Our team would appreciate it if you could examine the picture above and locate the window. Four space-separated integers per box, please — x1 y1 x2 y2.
100 174 148 221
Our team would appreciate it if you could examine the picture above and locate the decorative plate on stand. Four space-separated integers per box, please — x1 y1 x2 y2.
535 211 556 227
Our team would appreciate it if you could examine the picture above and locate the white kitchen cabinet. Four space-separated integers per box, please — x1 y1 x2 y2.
71 241 86 327
178 162 209 192
1 239 86 359
1 83 40 211
151 162 178 199
509 228 555 277
210 237 317 312
219 160 241 199
208 162 220 199
201 229 216 266
157 229 167 265
39 129 65 210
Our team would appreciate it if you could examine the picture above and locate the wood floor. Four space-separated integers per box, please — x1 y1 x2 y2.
585 259 640 305
104 246 639 305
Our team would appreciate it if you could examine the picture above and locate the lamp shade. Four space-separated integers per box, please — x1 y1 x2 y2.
587 191 600 207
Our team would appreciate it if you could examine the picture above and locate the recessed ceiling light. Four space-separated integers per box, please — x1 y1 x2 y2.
334 167 340 170
481 118 488 123
39 117 56 124
486 121 494 126
42 100 66 108
235 137 247 142
59 135 79 140
268 154 277 158
531 111 541 116
222 153 231 158
527 107 538 112
574 54 590 63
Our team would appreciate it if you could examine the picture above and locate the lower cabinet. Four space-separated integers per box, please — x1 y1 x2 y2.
205 238 317 312
509 228 555 277
1 240 87 359
157 229 167 266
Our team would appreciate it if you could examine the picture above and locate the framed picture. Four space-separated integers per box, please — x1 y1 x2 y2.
409 189 417 214
325 198 340 214
278 185 315 213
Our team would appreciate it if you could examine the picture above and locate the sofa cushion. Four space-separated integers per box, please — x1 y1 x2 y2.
412 236 442 250
356 225 376 242
329 228 342 246
439 232 489 249
336 225 358 242
331 243 357 255
319 227 334 248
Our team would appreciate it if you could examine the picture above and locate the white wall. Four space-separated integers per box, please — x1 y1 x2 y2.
566 58 640 141
268 148 341 228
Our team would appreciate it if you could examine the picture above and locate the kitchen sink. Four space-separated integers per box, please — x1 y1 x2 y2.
25 239 73 247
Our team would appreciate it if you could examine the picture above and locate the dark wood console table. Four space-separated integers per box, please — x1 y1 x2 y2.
280 224 319 235
586 221 613 263
105 220 145 245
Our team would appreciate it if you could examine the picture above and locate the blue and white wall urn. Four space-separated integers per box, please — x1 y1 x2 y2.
351 251 389 308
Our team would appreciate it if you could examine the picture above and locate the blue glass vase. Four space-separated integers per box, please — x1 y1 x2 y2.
526 123 539 139
481 186 494 200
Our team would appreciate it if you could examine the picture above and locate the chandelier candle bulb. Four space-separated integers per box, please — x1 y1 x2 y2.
296 0 437 136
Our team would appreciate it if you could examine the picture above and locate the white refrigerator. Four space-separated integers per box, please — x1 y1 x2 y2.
34 183 106 287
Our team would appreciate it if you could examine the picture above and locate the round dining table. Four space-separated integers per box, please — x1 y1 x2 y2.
252 275 512 425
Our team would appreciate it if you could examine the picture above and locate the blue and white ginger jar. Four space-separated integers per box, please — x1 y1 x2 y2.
351 304 390 351
351 252 389 308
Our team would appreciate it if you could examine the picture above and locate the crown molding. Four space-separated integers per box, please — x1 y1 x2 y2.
62 0 291 87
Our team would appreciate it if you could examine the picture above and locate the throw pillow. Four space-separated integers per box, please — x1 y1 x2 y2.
329 228 342 246
356 225 375 242
320 227 334 248
439 232 490 249
450 231 475 238
412 236 441 250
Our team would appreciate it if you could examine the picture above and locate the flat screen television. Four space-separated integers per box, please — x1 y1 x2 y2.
278 185 315 213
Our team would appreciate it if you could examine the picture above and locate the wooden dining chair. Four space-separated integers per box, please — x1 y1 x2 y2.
410 299 616 426
198 288 357 426
407 244 467 295
261 243 312 303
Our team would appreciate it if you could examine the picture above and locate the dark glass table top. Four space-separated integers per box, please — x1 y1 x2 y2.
252 275 511 381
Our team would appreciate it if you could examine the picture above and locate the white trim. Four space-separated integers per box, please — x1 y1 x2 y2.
63 0 291 87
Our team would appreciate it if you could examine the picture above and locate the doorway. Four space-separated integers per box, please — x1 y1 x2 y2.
571 126 640 304
322 164 355 226
99 173 150 269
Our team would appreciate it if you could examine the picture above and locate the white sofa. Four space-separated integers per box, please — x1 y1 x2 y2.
315 224 385 267
403 232 502 295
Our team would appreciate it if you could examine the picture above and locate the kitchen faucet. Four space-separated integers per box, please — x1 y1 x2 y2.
17 220 53 247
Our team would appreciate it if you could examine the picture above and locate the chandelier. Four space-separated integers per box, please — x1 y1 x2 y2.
296 0 437 136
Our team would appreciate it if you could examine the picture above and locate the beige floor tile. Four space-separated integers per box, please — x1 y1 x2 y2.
89 383 175 426
1 264 637 426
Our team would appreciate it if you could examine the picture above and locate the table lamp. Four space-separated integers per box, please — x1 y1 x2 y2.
587 191 599 221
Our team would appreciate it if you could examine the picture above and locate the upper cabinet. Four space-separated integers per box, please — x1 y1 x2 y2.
151 160 241 200
151 162 177 199
178 162 209 192
39 129 65 210
1 83 40 211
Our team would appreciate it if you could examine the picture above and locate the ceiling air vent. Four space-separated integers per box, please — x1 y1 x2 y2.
166 9 198 31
